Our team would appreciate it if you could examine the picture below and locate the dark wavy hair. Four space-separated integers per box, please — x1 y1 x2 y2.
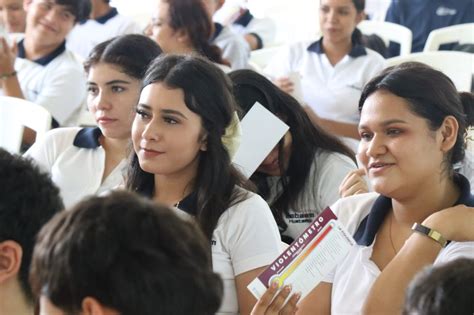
230 69 355 231
164 0 229 66
126 54 249 241
83 34 163 79
30 191 223 315
359 62 474 168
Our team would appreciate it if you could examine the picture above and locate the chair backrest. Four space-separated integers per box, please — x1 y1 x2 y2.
385 51 474 92
424 23 474 52
250 45 285 70
0 96 52 153
357 20 413 56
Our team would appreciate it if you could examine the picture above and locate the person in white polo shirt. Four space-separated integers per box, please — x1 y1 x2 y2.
127 55 282 315
203 0 249 69
296 63 474 314
0 0 90 144
66 0 141 60
264 0 384 152
25 34 162 208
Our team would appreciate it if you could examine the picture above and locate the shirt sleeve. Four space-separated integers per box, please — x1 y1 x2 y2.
315 152 357 213
435 241 474 264
224 193 282 276
24 128 76 173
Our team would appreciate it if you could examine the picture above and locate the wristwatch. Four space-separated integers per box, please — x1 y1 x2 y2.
411 223 448 248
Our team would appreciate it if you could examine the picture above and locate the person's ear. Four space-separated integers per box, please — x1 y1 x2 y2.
0 240 23 284
176 29 189 44
200 134 208 151
23 0 33 11
355 10 365 24
81 297 111 315
438 115 459 153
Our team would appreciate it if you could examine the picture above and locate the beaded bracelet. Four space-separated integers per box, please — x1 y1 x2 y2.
0 70 17 80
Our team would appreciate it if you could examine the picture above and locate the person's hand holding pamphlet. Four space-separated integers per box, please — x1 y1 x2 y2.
247 207 355 300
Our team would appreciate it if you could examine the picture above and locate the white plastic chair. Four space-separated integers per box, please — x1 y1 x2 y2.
250 45 285 70
357 20 413 56
385 51 474 92
424 23 474 52
0 96 52 153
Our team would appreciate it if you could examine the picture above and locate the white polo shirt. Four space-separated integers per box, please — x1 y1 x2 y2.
212 22 250 70
325 174 474 315
264 39 385 150
174 189 282 315
230 9 276 49
25 127 127 208
67 7 142 59
12 40 87 126
265 150 357 241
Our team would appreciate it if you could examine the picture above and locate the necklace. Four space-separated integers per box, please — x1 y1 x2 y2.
388 213 397 254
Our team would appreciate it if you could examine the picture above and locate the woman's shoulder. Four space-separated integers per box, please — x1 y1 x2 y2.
35 127 83 148
331 192 379 235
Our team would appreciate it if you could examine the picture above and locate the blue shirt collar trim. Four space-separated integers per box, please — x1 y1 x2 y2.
353 173 474 246
234 9 253 27
176 192 198 216
73 127 102 149
211 22 224 41
307 37 367 57
94 7 118 25
17 39 66 66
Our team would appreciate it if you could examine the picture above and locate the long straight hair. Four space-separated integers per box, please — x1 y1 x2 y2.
126 55 249 241
230 70 355 230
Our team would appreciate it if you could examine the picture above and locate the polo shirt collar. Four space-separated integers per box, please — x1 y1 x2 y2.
94 7 118 25
211 22 224 41
73 127 102 148
353 173 474 246
176 192 198 216
307 37 367 58
17 39 66 66
234 9 253 27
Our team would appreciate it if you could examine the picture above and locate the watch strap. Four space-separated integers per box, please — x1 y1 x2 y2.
411 223 448 248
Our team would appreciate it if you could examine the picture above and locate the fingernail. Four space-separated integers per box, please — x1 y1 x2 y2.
271 281 278 289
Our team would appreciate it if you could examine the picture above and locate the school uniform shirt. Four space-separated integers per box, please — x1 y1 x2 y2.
230 9 276 49
264 38 385 151
456 150 474 193
10 40 86 126
266 150 357 241
25 127 127 208
212 22 250 70
324 174 474 314
385 0 474 57
67 7 142 59
175 189 282 315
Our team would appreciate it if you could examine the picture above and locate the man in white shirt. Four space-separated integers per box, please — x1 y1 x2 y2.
67 0 141 59
0 0 89 143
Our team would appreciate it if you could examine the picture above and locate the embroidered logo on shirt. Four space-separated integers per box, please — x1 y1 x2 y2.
436 6 457 16
211 239 217 246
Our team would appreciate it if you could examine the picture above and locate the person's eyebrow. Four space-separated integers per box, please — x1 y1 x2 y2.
359 119 408 129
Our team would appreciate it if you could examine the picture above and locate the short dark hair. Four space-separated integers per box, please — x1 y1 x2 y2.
56 0 91 23
229 69 355 231
0 148 63 304
403 258 474 315
84 34 163 79
30 190 223 315
126 54 250 241
359 62 474 166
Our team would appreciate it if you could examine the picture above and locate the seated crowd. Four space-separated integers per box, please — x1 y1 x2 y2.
0 0 473 314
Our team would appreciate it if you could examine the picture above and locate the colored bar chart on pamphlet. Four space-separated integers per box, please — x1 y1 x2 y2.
247 207 355 300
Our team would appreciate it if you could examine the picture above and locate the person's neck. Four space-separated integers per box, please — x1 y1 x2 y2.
91 1 112 19
391 175 460 227
100 135 129 159
0 279 34 315
23 36 62 61
322 37 352 66
154 171 196 207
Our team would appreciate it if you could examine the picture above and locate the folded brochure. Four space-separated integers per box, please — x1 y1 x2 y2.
247 207 355 300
